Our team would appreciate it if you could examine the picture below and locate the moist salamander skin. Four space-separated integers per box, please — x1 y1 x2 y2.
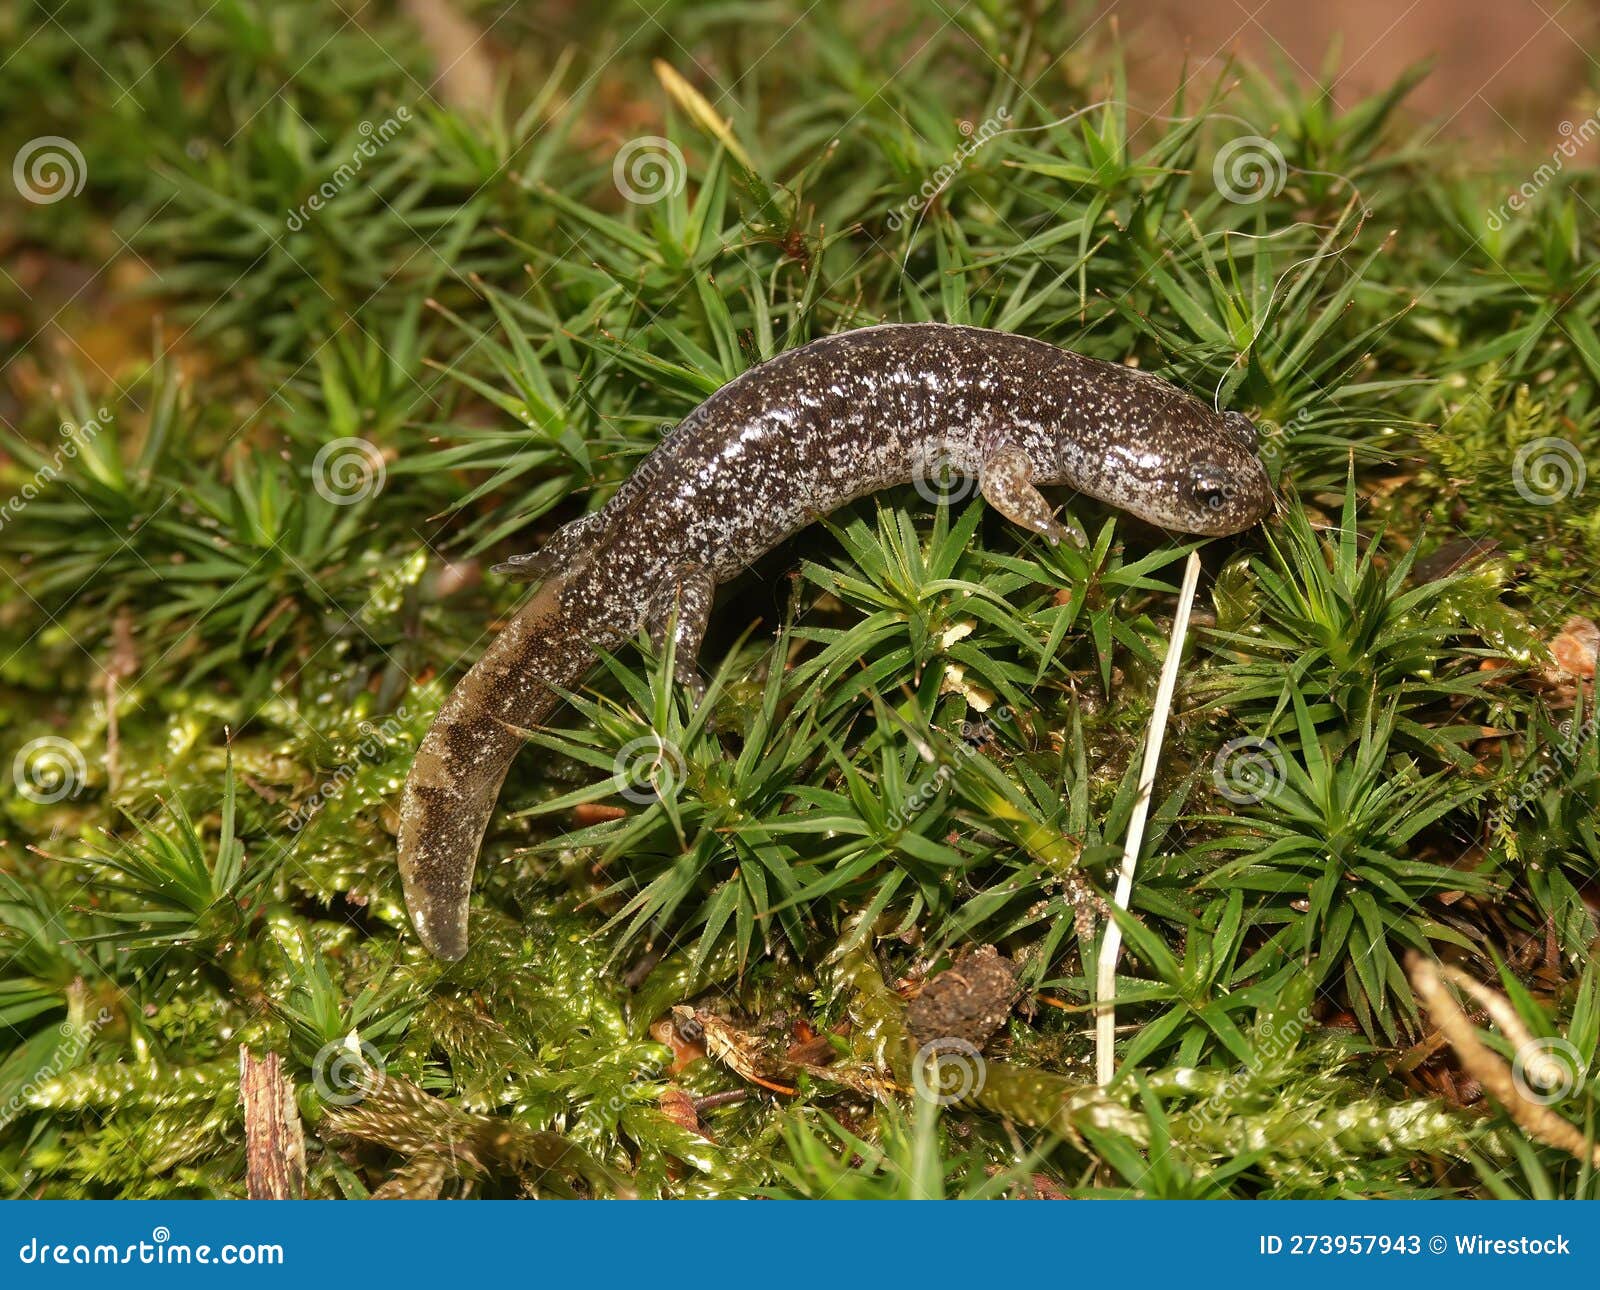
398 322 1273 959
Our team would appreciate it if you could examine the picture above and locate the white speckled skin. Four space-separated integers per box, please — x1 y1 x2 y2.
398 323 1272 958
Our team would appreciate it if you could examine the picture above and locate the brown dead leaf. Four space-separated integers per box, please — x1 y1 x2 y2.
673 1007 796 1095
649 1016 705 1074
1550 616 1598 680
574 803 628 825
657 1087 702 1135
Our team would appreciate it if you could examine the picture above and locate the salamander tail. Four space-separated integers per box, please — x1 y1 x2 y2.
397 575 597 959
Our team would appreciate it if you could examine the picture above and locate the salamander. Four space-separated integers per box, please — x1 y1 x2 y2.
397 322 1273 959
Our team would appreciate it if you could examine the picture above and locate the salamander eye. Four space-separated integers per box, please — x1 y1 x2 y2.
1223 411 1260 452
1190 469 1233 512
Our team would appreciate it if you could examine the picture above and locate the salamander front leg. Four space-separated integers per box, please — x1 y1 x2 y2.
644 563 716 700
980 445 1086 548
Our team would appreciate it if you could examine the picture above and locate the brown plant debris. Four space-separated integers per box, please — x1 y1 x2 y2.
1550 616 1598 680
238 1048 305 1200
1407 954 1599 1168
323 1070 621 1197
905 945 1020 1051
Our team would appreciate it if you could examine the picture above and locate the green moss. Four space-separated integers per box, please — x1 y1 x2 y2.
2 0 1598 1198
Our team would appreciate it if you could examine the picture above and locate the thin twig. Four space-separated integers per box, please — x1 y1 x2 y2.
104 607 136 796
1408 954 1600 1168
403 0 496 116
1094 549 1203 1086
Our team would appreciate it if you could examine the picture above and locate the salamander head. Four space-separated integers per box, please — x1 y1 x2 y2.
1172 407 1275 536
1062 390 1274 537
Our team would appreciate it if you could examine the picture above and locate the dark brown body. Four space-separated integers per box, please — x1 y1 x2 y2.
398 324 1272 958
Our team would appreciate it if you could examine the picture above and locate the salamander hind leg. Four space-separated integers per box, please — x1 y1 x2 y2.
643 562 716 700
980 445 1086 548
